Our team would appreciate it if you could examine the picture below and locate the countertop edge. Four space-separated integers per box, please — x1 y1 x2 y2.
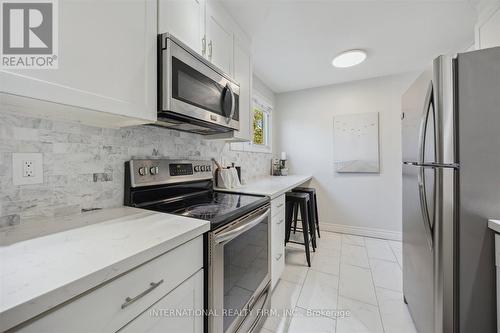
488 219 500 233
0 220 210 332
268 175 313 199
215 175 313 199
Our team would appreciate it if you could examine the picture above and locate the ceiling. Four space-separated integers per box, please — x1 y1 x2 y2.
220 0 478 93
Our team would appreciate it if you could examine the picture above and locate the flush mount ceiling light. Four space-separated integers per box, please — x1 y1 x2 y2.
332 50 367 68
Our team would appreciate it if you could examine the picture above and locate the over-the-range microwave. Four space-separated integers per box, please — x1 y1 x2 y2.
156 33 240 135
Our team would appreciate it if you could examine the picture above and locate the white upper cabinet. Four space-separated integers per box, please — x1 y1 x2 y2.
205 34 252 142
159 0 254 142
477 6 500 49
0 0 157 127
231 37 252 141
205 1 233 74
158 0 206 56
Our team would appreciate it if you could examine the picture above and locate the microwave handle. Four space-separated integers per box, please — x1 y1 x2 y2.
224 83 236 124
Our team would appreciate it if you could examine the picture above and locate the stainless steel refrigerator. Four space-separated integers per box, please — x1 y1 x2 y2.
402 46 500 333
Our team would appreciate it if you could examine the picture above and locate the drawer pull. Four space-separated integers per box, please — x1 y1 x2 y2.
275 253 283 261
276 203 284 208
277 218 284 225
121 279 164 309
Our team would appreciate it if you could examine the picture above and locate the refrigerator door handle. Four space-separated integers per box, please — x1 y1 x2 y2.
418 166 434 251
417 82 435 251
418 82 434 164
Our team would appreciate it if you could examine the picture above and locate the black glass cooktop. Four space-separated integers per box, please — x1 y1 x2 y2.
147 191 269 228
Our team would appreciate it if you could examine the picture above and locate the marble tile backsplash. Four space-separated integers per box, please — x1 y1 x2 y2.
0 111 271 230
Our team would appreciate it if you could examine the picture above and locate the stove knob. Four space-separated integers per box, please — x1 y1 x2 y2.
194 165 200 172
138 167 147 176
150 166 159 175
200 166 206 172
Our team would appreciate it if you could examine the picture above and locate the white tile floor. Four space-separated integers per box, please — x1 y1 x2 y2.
259 231 417 333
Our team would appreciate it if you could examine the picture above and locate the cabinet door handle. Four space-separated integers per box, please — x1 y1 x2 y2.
121 279 164 309
208 40 213 60
275 253 283 261
202 36 206 56
277 218 284 225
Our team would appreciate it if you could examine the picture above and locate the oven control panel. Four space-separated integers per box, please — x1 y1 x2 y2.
128 159 213 187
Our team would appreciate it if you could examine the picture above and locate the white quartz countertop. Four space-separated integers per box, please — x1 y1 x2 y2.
0 207 209 332
216 175 312 199
488 219 500 233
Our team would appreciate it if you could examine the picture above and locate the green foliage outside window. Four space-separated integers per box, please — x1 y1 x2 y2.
253 108 264 145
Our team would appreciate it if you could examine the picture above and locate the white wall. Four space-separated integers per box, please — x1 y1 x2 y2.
475 0 500 49
274 73 417 238
253 74 276 105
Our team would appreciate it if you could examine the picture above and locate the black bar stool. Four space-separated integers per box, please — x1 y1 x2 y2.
292 187 320 238
285 192 313 267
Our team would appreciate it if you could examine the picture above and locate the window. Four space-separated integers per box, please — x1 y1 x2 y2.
230 91 273 153
252 103 270 146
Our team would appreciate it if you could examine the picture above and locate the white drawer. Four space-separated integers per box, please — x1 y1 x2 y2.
118 269 204 333
15 236 203 333
271 208 286 290
271 194 286 217
272 209 286 253
271 237 285 290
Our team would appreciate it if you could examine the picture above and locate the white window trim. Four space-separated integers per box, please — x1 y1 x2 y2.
230 90 273 153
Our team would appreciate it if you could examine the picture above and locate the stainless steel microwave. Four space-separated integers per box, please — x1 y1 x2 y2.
157 33 240 135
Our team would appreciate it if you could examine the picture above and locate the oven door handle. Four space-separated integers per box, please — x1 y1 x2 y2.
214 208 270 244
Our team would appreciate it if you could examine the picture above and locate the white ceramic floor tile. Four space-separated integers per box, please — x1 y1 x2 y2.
388 241 403 268
370 258 403 292
263 279 302 332
281 251 310 285
341 243 370 268
281 264 309 285
364 238 396 262
336 296 384 333
286 244 314 266
288 307 336 333
297 270 339 315
339 264 378 305
318 232 342 251
376 287 417 333
311 247 341 276
276 231 412 333
341 234 365 246
258 328 275 333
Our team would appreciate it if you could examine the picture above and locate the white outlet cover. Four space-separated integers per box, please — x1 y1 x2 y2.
13 153 43 185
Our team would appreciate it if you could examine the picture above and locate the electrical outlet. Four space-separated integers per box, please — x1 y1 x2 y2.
24 160 35 177
13 153 43 185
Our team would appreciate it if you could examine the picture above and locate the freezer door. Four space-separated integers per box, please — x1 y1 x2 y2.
402 70 433 163
402 56 456 167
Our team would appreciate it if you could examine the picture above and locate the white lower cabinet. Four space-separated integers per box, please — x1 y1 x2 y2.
118 269 203 333
13 236 203 333
271 194 286 289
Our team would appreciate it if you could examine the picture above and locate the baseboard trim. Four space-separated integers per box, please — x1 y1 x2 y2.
320 223 402 241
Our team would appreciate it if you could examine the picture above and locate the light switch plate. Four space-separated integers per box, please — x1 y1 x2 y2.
13 153 43 185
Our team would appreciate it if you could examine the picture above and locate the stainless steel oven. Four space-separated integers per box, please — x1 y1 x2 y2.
208 204 271 333
157 33 240 135
125 159 271 333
